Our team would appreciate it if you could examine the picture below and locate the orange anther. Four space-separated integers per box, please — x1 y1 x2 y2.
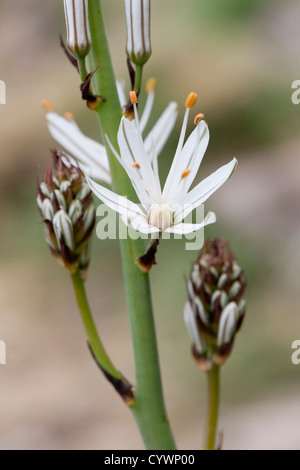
181 169 191 179
130 91 138 104
185 92 198 109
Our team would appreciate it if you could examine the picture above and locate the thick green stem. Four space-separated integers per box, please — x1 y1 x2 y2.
204 365 220 450
71 270 121 379
87 0 176 450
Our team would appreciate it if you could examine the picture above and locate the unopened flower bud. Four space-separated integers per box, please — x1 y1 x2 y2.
42 198 54 220
216 302 239 347
125 0 151 65
184 302 206 355
53 209 74 251
64 0 91 59
69 200 82 224
184 302 211 372
37 150 96 276
185 238 247 369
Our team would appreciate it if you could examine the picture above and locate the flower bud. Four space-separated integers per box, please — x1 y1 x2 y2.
184 302 211 372
64 0 91 59
37 150 96 276
184 302 207 355
217 302 239 347
53 210 74 251
125 0 151 65
185 238 247 368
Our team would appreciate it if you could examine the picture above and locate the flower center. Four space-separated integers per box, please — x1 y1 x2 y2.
148 204 173 231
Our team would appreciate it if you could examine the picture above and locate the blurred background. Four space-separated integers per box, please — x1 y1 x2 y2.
0 0 300 450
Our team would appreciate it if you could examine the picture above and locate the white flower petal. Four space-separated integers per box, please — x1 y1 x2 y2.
177 122 210 197
109 128 152 206
116 80 127 108
162 107 190 199
140 89 155 133
46 112 111 184
144 102 178 158
86 175 146 220
122 213 160 234
164 211 216 234
119 117 160 198
174 158 237 223
170 121 209 196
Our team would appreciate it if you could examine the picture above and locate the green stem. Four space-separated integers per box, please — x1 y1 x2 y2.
134 64 144 94
71 270 121 379
204 365 220 450
78 57 88 83
87 0 176 450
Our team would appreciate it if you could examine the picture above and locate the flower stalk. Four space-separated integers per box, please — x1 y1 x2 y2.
204 365 220 450
71 270 135 405
185 238 246 450
87 0 176 450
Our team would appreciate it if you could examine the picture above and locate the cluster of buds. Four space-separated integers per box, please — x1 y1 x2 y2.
37 150 96 277
63 0 91 59
184 238 246 370
125 0 151 66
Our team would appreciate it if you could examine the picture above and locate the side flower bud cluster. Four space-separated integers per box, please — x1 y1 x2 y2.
37 150 96 276
184 238 246 370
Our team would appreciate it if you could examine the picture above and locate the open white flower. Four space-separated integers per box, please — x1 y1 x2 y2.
42 79 178 186
86 91 237 235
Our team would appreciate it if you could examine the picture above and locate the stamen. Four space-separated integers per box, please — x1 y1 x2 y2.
64 112 74 121
41 100 56 112
185 92 198 110
194 113 205 125
131 162 141 169
130 91 138 104
181 169 191 179
146 78 157 94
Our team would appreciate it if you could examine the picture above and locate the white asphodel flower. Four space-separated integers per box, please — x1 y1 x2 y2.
64 0 91 58
42 79 178 186
86 91 238 235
